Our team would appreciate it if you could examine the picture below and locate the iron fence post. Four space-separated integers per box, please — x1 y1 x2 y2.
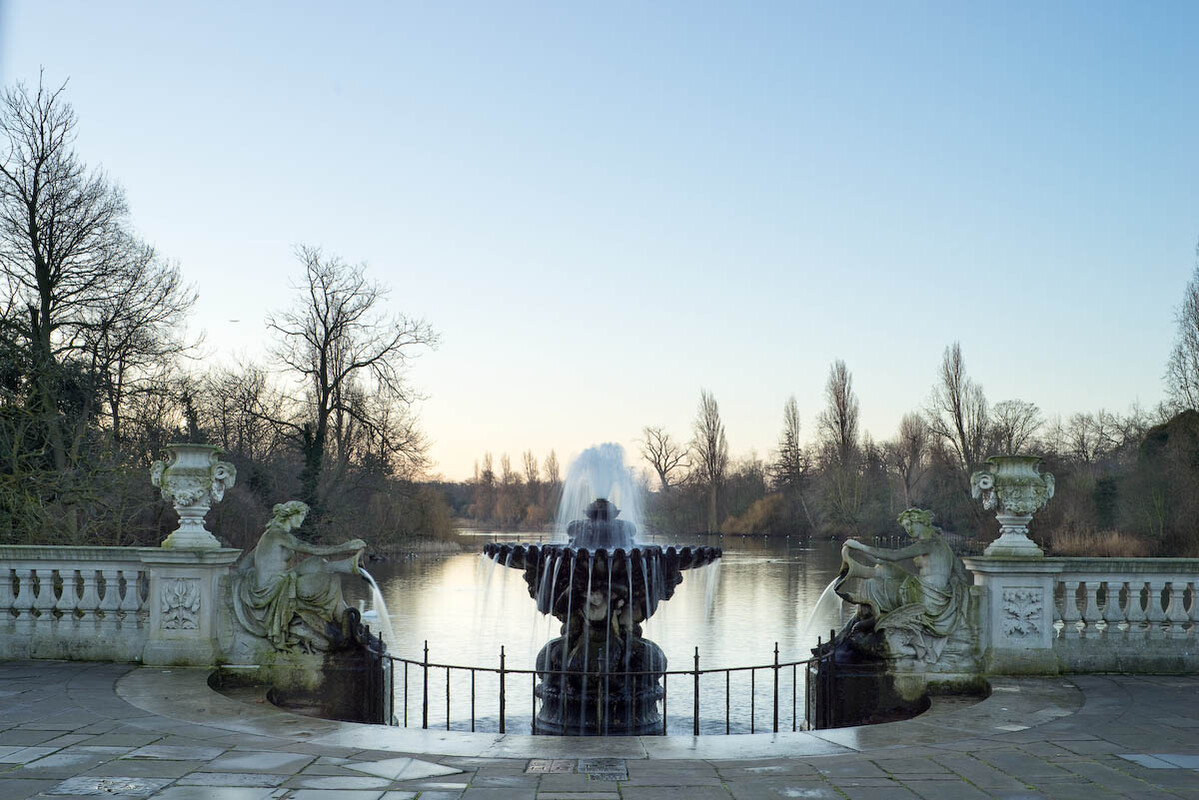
422 640 429 729
693 647 700 736
806 638 817 731
470 669 476 732
662 671 668 736
750 668 756 734
773 642 780 733
499 645 506 734
531 670 537 735
792 662 797 732
828 628 837 729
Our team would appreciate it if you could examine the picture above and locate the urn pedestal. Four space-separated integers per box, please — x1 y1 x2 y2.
151 444 237 550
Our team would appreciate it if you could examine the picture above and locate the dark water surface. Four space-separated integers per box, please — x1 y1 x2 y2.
348 532 848 734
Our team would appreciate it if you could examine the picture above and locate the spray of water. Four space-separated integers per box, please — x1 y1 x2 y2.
555 443 645 536
359 568 398 648
802 576 849 640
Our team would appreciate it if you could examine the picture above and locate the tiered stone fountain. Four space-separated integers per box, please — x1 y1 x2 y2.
485 499 721 735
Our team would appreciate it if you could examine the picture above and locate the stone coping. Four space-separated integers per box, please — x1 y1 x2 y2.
115 667 1082 761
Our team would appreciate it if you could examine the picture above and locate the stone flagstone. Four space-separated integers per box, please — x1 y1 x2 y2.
46 775 173 797
346 755 463 780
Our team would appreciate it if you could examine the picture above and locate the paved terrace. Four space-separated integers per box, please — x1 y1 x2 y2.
0 661 1196 799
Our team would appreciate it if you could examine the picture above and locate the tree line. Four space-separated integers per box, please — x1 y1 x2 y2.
454 332 1199 557
638 333 1199 557
0 74 451 549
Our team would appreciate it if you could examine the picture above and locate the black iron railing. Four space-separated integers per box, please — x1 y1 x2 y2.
382 640 836 735
805 629 838 730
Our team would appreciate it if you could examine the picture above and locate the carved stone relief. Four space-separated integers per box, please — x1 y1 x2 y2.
1002 587 1042 638
161 578 201 630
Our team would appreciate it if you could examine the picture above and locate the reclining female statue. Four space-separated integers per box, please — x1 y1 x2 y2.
834 508 968 663
233 500 367 652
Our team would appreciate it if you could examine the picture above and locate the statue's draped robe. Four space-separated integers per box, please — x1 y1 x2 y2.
234 560 343 651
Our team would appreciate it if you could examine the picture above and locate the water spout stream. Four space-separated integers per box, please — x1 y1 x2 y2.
359 568 397 648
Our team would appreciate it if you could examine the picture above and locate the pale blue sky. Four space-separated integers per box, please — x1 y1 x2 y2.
2 2 1196 479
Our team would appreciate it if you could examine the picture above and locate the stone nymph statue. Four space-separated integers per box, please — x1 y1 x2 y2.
835 508 970 665
232 501 367 653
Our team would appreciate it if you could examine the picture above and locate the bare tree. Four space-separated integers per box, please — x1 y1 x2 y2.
522 450 539 486
690 389 728 532
926 343 988 473
0 74 127 468
818 360 859 465
200 361 286 464
1166 247 1199 410
988 399 1043 455
1065 410 1120 464
641 425 688 491
818 361 862 533
544 450 560 487
266 245 438 518
886 412 929 507
522 449 540 506
80 235 198 449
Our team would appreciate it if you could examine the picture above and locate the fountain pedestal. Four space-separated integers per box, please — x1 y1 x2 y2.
533 634 665 736
485 499 721 736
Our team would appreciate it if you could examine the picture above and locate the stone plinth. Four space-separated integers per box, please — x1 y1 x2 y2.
139 547 241 666
964 556 1062 675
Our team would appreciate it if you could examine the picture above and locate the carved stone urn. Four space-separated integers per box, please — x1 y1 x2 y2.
151 443 237 549
970 455 1054 557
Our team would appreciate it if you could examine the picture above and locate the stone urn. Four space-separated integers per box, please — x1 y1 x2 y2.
970 455 1054 557
151 443 237 549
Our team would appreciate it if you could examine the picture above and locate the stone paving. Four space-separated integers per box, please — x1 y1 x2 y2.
0 661 1197 799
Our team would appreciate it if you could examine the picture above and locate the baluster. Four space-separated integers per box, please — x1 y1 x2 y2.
0 566 14 633
97 569 121 632
1102 580 1126 637
78 568 101 634
79 568 100 612
55 568 81 629
32 569 58 633
1184 581 1197 639
1145 580 1168 640
97 566 121 618
1125 580 1149 642
1165 580 1188 639
1081 581 1103 638
1060 579 1082 639
118 569 143 627
12 568 34 636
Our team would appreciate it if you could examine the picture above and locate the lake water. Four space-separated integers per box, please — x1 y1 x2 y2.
347 531 849 734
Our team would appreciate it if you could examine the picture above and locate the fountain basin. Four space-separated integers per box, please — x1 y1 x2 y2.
483 543 721 620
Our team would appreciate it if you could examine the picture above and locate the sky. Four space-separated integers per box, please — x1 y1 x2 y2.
2 2 1197 480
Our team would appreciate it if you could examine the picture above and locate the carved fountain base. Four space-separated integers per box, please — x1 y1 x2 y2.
533 629 665 736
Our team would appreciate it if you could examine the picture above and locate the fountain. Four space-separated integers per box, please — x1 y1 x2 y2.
483 447 721 735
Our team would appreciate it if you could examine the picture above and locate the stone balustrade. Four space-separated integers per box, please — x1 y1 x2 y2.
0 546 150 661
1052 558 1198 673
0 545 240 665
966 555 1199 675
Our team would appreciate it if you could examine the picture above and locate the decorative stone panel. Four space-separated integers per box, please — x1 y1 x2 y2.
160 578 201 630
1001 587 1042 639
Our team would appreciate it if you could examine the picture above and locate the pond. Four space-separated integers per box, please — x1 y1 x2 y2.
347 531 849 734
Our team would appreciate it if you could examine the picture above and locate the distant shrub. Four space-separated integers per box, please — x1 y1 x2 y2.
720 493 786 535
1049 528 1151 558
